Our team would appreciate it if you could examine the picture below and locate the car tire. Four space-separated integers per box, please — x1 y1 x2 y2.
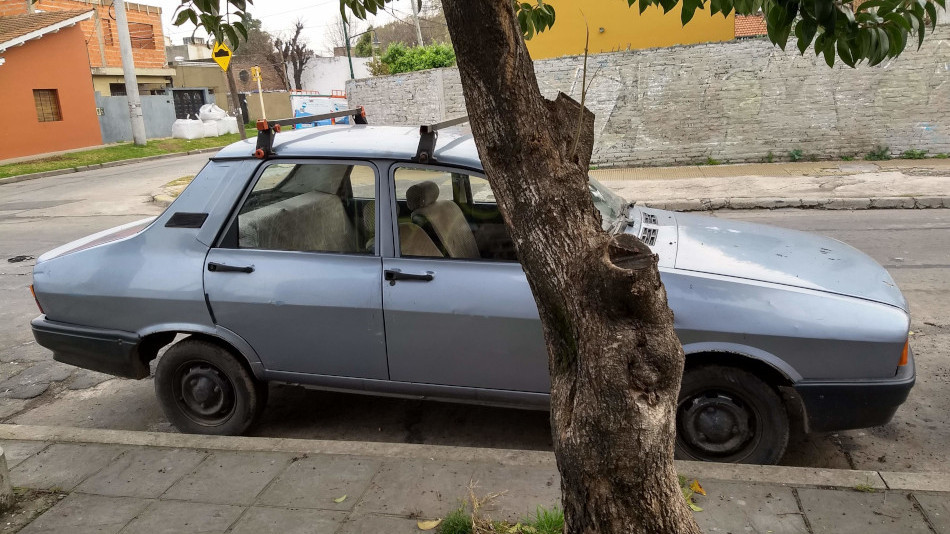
675 365 789 465
154 338 267 436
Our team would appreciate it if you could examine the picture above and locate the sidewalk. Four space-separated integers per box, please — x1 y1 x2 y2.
593 159 950 211
0 424 946 533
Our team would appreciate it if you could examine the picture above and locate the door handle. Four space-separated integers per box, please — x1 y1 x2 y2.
208 262 254 273
384 269 434 284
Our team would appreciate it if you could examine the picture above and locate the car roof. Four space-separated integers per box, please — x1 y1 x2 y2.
213 124 483 170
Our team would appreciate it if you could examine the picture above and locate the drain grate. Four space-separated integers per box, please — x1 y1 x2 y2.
639 227 658 246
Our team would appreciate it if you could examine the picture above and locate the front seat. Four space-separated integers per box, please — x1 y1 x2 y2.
405 181 480 259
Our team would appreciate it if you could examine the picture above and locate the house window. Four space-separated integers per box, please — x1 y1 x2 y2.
102 19 114 46
128 22 155 49
33 89 63 122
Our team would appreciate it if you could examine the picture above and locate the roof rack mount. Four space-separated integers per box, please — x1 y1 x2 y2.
413 115 469 164
253 107 367 159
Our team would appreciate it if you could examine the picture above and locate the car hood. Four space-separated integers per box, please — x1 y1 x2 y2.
670 211 907 311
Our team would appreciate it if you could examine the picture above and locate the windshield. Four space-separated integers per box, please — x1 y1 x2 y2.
589 178 628 228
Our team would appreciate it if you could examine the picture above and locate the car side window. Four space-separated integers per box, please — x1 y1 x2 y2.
235 162 376 254
393 167 516 261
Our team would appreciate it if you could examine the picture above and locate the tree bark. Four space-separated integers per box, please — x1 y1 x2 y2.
441 1 701 533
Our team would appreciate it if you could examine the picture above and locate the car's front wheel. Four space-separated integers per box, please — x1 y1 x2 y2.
155 338 267 435
675 365 789 465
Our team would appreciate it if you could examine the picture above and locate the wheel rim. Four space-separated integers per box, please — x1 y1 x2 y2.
172 360 236 427
677 390 758 459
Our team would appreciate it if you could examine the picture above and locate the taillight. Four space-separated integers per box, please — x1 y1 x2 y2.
899 339 909 366
29 285 44 314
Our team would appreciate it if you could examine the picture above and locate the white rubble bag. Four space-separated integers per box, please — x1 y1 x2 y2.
198 104 228 122
201 121 219 137
171 119 204 140
216 116 240 135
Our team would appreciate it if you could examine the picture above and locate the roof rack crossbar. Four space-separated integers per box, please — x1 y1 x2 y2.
413 115 469 164
253 106 367 159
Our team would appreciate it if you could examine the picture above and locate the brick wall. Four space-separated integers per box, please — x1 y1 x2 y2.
348 26 950 166
0 0 166 69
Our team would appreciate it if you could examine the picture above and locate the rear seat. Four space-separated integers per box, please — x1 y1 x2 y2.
239 191 357 253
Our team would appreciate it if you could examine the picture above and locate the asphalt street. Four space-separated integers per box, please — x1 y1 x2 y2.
0 155 947 473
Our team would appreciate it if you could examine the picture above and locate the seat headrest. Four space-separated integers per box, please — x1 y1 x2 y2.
406 181 440 211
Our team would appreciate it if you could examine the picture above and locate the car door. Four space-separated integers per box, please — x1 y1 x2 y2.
204 159 388 379
381 164 550 393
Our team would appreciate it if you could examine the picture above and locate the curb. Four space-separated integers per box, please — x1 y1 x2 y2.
641 196 950 211
2 424 949 493
0 148 220 186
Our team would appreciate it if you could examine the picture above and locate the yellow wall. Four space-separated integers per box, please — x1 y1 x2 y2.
525 0 735 59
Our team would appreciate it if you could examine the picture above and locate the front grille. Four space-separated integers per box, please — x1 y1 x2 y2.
640 227 658 246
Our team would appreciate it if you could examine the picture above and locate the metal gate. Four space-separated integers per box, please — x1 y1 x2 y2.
171 89 206 119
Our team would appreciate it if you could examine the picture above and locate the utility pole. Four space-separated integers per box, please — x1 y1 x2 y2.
343 16 355 79
113 0 147 145
410 0 424 47
223 66 247 139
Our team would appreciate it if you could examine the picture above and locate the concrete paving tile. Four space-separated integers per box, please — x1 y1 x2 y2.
913 493 950 534
692 481 808 534
355 458 475 517
76 447 209 498
335 513 425 534
256 454 380 511
0 440 49 469
163 450 293 505
228 506 348 534
119 500 245 534
11 443 126 491
19 493 151 534
469 463 560 522
797 488 931 533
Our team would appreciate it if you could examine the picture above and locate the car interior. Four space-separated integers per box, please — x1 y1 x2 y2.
228 163 518 262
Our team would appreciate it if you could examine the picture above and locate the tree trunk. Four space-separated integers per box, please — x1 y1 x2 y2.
441 1 702 533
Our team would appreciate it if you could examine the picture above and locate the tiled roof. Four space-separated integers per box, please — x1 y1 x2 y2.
0 10 92 47
735 14 768 38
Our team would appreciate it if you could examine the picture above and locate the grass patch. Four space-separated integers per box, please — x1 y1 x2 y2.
0 129 254 180
854 483 877 493
900 149 928 159
439 507 473 534
705 157 721 166
865 145 892 161
788 149 804 162
935 153 949 159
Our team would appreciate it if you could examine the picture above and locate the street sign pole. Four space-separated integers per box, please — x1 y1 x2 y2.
252 66 265 121
113 0 147 146
213 42 246 140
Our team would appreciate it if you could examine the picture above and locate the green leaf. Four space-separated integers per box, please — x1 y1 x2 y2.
710 0 722 15
837 37 856 67
688 501 703 512
925 2 938 29
884 12 911 30
823 35 835 67
173 8 193 26
233 20 248 41
223 24 239 49
681 0 704 25
333 494 347 503
640 0 651 14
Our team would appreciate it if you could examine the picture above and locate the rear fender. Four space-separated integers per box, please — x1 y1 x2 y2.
137 323 265 379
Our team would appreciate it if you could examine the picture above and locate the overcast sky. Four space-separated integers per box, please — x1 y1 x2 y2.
156 0 420 53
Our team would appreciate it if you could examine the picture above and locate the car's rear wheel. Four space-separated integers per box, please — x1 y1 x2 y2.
675 365 789 465
155 338 267 435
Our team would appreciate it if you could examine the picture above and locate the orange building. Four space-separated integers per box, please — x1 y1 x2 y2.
0 10 103 159
0 0 173 95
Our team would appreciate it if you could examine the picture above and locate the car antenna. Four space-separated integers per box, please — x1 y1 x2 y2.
412 116 470 164
252 107 369 159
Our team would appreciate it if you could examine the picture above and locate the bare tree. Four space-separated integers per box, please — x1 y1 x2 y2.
275 20 315 90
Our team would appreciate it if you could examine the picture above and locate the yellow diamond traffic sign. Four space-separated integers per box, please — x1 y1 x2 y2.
212 42 232 72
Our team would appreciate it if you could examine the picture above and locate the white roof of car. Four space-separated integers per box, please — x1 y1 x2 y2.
213 125 482 169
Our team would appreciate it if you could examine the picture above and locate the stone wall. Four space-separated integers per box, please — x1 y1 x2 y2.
347 27 950 167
